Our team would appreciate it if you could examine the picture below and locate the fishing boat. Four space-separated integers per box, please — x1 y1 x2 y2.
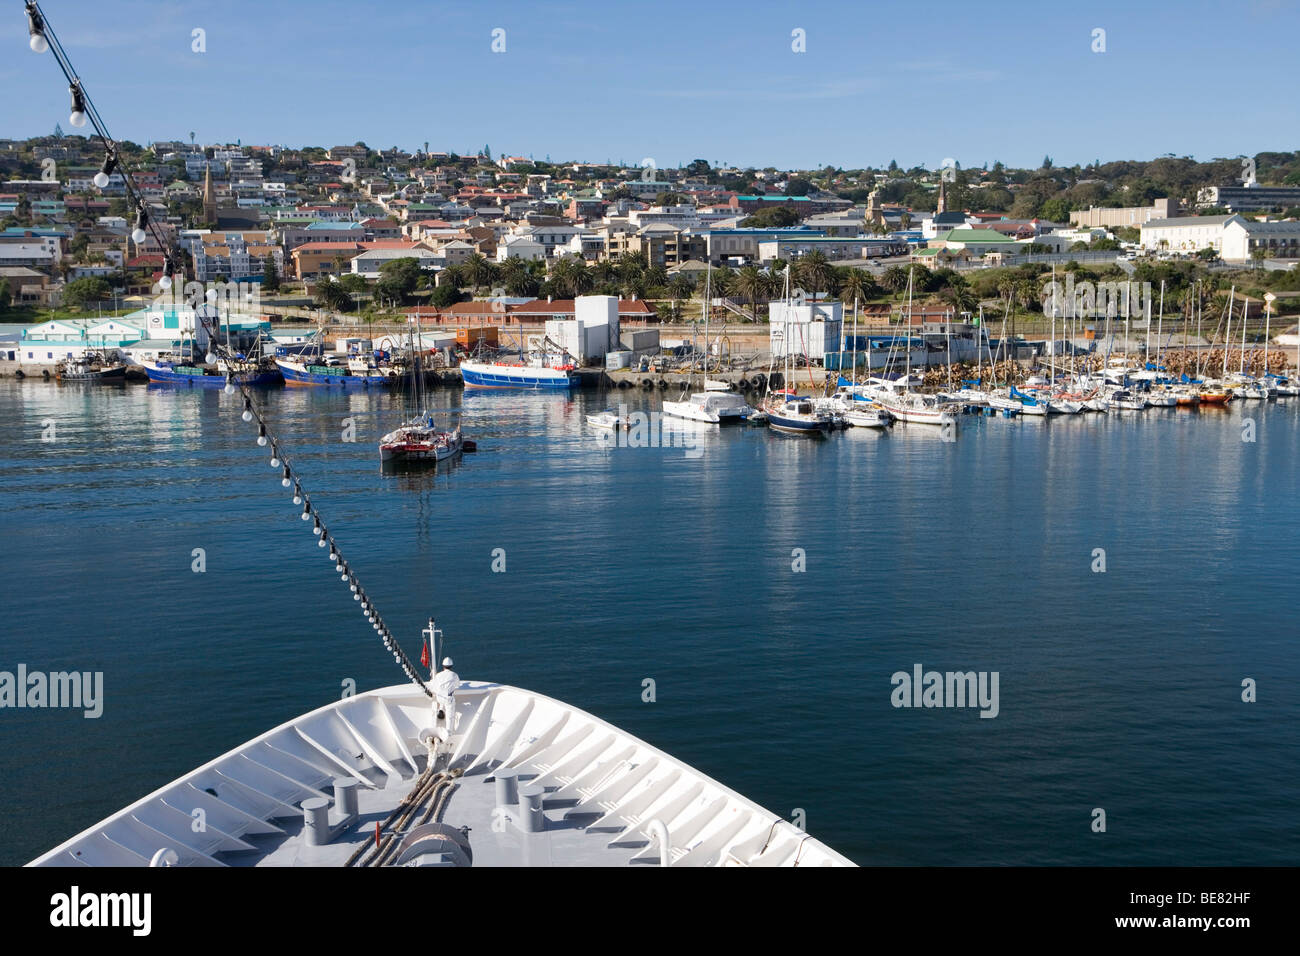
55 352 127 382
586 409 628 429
277 353 404 389
142 359 282 388
459 357 578 390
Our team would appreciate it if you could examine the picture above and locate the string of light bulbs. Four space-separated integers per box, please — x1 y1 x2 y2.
23 0 433 697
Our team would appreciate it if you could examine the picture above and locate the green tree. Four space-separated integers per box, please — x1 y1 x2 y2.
313 276 351 312
377 257 423 299
262 257 281 292
734 266 767 321
62 277 111 310
793 251 832 298
739 206 800 228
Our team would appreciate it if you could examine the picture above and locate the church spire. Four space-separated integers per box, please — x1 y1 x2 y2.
202 164 216 226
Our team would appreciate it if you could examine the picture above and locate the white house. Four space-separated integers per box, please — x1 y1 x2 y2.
349 247 441 278
495 235 546 262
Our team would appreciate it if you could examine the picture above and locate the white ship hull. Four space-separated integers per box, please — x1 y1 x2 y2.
28 683 852 868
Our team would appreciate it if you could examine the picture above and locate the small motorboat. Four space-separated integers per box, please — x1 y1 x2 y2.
586 409 629 429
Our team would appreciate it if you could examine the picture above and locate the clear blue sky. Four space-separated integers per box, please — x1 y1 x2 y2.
5 0 1298 171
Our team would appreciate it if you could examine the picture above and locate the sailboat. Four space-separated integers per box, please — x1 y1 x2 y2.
663 263 753 423
868 270 959 427
762 265 833 434
379 324 464 465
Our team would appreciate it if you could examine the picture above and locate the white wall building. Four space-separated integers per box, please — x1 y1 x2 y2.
1141 214 1300 261
769 301 844 361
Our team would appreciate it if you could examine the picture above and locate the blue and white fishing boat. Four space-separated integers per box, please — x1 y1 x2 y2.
277 349 404 388
459 357 578 390
142 360 282 388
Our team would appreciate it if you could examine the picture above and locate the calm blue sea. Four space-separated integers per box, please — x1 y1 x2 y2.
1 378 1297 866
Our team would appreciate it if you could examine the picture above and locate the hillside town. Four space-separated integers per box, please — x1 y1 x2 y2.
2 134 1299 375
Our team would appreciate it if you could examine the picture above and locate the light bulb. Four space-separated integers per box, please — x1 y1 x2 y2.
270 455 280 467
158 275 172 290
131 228 147 244
257 435 267 447
300 510 311 521
354 593 361 601
205 351 216 363
205 289 217 303
293 492 303 505
223 382 235 395
318 538 327 548
30 33 48 53
69 110 86 128
93 171 110 188
241 410 252 422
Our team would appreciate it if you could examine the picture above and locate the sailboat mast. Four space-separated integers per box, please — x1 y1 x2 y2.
1240 299 1248 375
1156 279 1164 379
1223 286 1235 378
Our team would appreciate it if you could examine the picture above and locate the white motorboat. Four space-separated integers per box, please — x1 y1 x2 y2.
586 409 629 429
662 391 754 424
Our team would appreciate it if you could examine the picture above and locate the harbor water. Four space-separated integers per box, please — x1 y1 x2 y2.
0 379 1297 866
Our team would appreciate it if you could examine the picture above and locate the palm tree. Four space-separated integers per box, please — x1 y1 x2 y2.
880 265 910 293
461 252 494 291
735 265 767 322
710 266 734 301
666 273 694 320
839 268 871 307
899 212 913 231
549 256 577 297
794 250 831 299
643 264 668 292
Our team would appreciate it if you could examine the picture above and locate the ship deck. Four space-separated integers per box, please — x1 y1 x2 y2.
30 682 852 868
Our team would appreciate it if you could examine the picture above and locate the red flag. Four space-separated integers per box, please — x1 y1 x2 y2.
420 637 430 668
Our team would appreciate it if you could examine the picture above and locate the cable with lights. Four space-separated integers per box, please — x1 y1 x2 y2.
23 0 433 697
